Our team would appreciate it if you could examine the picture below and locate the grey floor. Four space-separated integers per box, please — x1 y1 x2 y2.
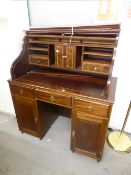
0 113 131 175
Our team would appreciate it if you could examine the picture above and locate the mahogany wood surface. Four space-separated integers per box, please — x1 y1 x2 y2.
8 24 120 161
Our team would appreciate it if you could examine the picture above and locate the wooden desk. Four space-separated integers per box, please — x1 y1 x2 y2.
8 24 120 161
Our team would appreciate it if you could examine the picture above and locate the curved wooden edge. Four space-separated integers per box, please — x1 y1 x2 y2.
10 35 34 80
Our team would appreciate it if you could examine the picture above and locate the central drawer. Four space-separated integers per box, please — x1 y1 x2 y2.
35 89 72 108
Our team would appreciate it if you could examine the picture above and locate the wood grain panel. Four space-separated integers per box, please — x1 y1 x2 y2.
71 111 108 160
12 96 38 136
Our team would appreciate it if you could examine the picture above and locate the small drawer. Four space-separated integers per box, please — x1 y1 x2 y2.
73 98 110 117
9 84 34 99
82 62 110 74
35 89 72 108
29 56 49 66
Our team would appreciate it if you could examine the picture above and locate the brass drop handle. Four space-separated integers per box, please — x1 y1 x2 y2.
50 96 55 102
62 56 67 58
20 89 23 95
56 50 59 53
36 59 41 63
87 105 93 112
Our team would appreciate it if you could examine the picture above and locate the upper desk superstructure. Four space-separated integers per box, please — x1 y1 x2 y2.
8 24 120 161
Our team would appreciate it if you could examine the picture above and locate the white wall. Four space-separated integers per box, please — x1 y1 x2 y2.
28 1 98 27
110 20 131 133
0 0 29 114
28 1 122 27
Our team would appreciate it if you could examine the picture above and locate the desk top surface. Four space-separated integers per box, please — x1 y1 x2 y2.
11 69 116 104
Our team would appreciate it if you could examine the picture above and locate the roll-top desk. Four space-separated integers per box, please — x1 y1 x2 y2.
8 24 120 161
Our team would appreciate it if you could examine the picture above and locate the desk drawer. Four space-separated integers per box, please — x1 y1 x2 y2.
9 84 34 99
35 89 72 108
73 98 109 117
29 56 49 66
82 61 110 75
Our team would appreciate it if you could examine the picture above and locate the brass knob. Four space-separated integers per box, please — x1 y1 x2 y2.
56 50 59 53
72 130 75 138
50 96 55 102
87 105 93 112
34 117 37 123
20 89 23 95
62 56 67 58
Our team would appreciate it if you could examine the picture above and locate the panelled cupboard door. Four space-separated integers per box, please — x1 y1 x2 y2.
71 111 108 161
66 46 75 68
55 44 75 68
55 45 63 67
12 96 39 137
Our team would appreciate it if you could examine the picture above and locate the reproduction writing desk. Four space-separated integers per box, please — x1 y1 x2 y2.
8 24 120 161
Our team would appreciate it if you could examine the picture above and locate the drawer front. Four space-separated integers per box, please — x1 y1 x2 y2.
29 56 49 66
35 90 72 107
9 84 34 99
82 62 110 74
73 98 109 117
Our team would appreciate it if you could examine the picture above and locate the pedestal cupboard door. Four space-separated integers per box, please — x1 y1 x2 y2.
12 96 39 137
71 111 108 160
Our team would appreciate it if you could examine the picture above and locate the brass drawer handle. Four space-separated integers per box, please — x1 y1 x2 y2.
56 50 59 53
36 59 41 63
87 105 93 112
20 89 23 95
62 56 67 58
50 96 55 102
